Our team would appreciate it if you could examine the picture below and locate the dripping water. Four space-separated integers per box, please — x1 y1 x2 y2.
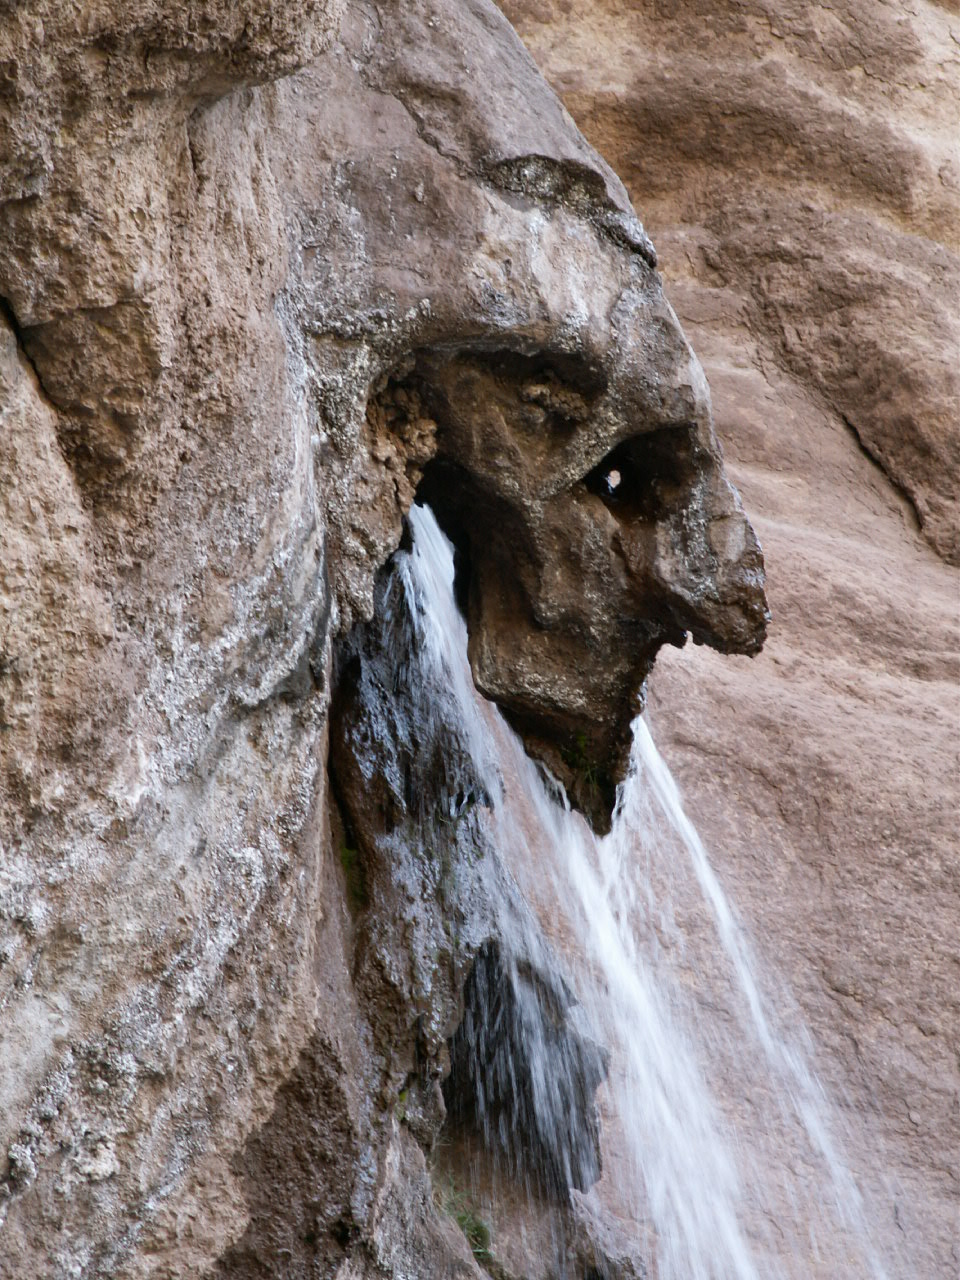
399 503 892 1280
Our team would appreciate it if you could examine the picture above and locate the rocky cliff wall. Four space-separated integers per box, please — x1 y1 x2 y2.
501 2 960 1275
0 3 770 1277
2 0 956 1276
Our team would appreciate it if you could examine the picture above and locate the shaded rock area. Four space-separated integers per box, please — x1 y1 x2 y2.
500 2 960 1275
0 2 766 1276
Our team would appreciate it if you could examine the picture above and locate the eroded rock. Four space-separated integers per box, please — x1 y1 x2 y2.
326 515 615 1274
413 337 766 827
0 1 766 1276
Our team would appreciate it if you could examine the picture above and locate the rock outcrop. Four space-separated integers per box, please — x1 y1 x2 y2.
504 0 960 565
501 1 960 1275
0 2 768 1277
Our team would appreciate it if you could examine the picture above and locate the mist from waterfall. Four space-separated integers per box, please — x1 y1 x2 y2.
401 503 890 1280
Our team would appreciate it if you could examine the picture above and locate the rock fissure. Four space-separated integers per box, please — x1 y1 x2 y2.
0 294 56 414
481 154 658 269
839 409 924 534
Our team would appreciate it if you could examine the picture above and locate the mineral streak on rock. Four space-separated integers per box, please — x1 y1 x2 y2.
0 0 768 1276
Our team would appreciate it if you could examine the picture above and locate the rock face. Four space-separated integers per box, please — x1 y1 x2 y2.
5 0 954 1275
504 0 960 566
500 2 960 1276
327 533 614 1274
0 2 768 1277
416 332 767 828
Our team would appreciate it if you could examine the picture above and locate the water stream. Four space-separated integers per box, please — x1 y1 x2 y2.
401 503 889 1280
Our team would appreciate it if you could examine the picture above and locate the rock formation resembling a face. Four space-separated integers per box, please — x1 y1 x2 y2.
411 320 767 827
291 0 770 827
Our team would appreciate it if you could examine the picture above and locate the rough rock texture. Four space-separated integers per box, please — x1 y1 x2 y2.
500 2 960 1275
0 2 767 1277
415 332 767 828
505 0 960 565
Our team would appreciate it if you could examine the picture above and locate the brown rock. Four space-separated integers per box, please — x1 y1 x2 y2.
0 1 765 1276
501 1 960 1275
415 304 767 829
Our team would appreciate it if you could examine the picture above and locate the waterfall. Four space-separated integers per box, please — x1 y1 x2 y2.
398 503 890 1279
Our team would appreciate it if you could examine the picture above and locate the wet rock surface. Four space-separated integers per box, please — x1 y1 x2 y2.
444 939 607 1201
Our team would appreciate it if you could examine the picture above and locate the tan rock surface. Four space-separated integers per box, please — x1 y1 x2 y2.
0 1 767 1275
502 1 960 1275
505 0 960 562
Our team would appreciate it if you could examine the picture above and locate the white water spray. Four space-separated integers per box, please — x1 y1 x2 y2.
401 504 890 1280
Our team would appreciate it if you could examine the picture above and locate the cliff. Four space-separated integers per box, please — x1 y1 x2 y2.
0 3 764 1276
501 1 960 1275
0 1 956 1277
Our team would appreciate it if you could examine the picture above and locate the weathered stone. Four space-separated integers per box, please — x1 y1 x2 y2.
415 333 766 828
501 1 960 1274
328 545 613 1273
15 0 952 1272
0 1 765 1276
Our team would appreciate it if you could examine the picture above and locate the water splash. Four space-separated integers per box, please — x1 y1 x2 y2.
402 503 889 1280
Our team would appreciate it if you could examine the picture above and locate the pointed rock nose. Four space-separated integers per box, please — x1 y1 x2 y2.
645 473 770 656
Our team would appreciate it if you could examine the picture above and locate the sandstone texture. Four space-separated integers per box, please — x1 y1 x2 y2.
501 1 960 1275
0 2 769 1277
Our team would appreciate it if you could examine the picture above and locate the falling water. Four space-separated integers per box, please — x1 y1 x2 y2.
400 503 890 1280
